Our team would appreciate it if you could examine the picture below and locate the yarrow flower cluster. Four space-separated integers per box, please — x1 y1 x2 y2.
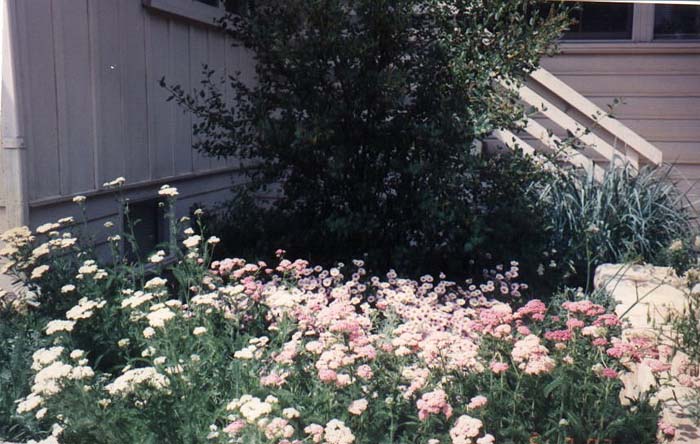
158 184 179 197
104 367 170 397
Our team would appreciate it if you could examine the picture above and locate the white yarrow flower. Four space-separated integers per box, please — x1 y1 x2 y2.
158 184 179 197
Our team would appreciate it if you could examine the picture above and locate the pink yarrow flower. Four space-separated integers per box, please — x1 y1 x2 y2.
467 395 488 410
417 389 453 421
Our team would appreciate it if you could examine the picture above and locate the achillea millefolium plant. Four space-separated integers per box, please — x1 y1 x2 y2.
0 185 672 444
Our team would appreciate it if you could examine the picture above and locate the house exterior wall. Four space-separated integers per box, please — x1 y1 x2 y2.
539 43 700 206
3 1 700 231
6 0 256 230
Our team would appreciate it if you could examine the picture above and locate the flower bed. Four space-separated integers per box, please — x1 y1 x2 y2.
0 187 674 444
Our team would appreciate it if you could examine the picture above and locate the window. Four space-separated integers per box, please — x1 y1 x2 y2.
563 3 634 40
654 5 700 40
195 0 250 14
143 0 249 26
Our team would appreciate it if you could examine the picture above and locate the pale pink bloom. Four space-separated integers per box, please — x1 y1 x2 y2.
224 420 246 437
335 373 352 387
260 370 289 387
348 399 368 415
544 329 572 342
318 369 337 382
467 395 488 410
490 361 509 374
515 299 546 321
561 300 605 316
356 364 373 380
594 313 621 327
304 424 324 443
566 318 585 330
517 326 531 336
658 420 676 438
417 389 453 421
264 417 294 440
592 338 608 347
449 415 483 444
477 434 495 444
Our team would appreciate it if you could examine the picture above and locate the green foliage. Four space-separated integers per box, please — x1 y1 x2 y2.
1 190 664 444
0 316 46 442
205 149 557 278
538 164 695 290
164 0 571 280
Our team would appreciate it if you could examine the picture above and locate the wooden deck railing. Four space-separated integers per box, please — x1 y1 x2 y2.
495 67 663 179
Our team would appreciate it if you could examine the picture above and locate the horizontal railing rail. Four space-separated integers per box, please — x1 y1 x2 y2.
494 67 663 178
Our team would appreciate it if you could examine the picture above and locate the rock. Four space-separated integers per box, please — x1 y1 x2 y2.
691 283 700 296
595 263 697 444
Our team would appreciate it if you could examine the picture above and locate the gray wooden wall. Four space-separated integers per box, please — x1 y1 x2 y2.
7 1 700 229
14 0 254 208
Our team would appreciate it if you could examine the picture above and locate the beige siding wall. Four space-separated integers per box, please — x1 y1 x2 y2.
537 45 700 205
13 0 254 208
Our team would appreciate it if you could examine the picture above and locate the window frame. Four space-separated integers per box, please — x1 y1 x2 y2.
560 2 636 41
652 3 700 41
142 0 226 27
144 1 700 51
558 3 700 53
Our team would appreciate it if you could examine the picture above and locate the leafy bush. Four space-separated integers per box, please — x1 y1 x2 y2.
164 0 571 281
0 186 668 444
538 164 695 290
204 149 558 280
0 315 46 442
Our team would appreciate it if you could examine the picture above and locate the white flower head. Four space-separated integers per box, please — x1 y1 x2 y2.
45 320 76 335
149 250 166 264
669 239 684 252
70 350 85 361
103 177 126 188
31 265 50 280
158 184 179 198
144 277 168 290
183 235 201 249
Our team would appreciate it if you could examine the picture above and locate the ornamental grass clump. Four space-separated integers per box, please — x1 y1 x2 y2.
539 164 694 290
0 186 671 444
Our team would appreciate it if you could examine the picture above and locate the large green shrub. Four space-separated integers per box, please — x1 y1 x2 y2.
204 149 557 278
164 0 570 278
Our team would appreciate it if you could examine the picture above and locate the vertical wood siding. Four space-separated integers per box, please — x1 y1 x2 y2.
17 0 245 203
